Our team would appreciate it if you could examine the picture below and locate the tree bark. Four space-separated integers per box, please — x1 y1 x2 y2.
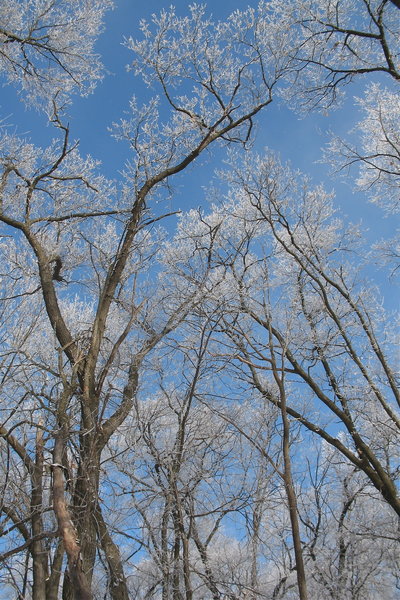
269 331 308 600
95 502 130 600
52 429 92 600
31 424 48 600
46 540 64 600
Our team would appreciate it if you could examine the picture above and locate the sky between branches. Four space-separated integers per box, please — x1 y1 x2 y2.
1 0 398 307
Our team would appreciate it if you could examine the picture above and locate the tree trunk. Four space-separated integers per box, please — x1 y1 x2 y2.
53 429 93 600
269 330 308 600
95 502 130 600
31 424 48 600
72 449 100 586
280 390 308 600
46 540 64 600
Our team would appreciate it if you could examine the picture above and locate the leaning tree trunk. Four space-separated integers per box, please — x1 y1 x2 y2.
53 426 93 600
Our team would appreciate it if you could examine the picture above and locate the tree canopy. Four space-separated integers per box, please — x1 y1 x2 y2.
0 1 399 599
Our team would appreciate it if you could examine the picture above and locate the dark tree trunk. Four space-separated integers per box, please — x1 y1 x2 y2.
31 425 48 600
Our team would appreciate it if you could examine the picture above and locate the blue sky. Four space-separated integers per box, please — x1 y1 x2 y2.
2 0 397 306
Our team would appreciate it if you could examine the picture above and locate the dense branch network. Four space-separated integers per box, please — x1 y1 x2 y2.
0 1 398 599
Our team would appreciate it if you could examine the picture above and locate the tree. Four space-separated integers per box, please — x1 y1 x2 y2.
324 83 400 215
0 2 292 598
272 0 400 111
276 0 400 231
1 1 399 598
299 443 400 600
0 0 113 108
163 150 399 515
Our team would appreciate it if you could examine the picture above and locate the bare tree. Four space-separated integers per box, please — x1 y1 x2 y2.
1 1 398 598
0 0 113 108
163 151 399 517
272 0 400 111
0 2 290 597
